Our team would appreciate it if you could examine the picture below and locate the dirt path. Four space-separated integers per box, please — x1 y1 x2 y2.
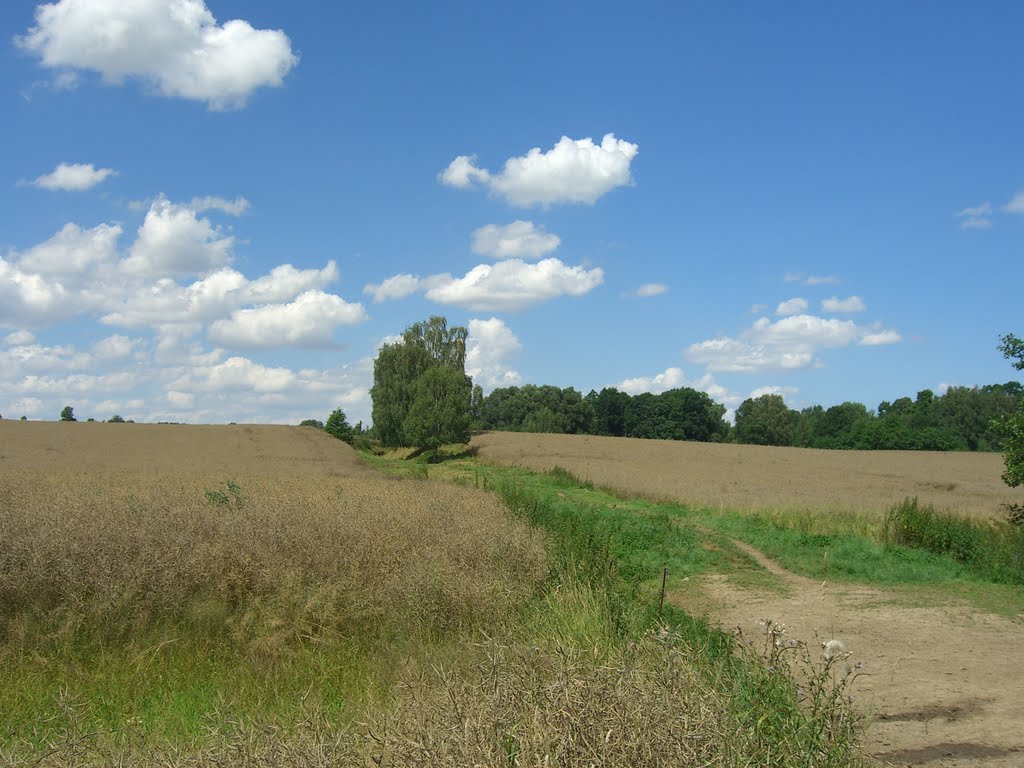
675 540 1024 767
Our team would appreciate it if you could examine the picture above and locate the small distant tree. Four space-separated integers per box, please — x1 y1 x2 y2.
299 418 324 429
325 408 354 444
60 405 76 422
994 333 1024 522
108 414 126 423
20 415 27 421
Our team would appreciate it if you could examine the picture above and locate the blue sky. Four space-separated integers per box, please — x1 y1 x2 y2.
1 1 1022 426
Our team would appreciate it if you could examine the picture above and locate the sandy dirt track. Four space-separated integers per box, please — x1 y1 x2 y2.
682 541 1024 767
471 431 1015 517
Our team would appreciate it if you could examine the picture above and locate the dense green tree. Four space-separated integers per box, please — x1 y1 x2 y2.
299 419 324 428
587 387 631 437
734 394 797 446
108 414 126 423
60 405 76 422
994 334 1024 502
370 316 471 448
325 408 354 444
402 366 472 449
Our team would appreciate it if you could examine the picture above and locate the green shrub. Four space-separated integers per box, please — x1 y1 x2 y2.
884 498 1024 584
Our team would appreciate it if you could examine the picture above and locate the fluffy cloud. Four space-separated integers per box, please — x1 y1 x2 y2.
366 259 603 311
16 0 297 110
1 207 371 425
440 134 638 207
617 366 688 395
438 155 490 189
15 222 121 277
775 297 808 316
207 290 367 349
471 221 561 260
466 317 523 390
821 296 867 313
122 196 234 277
179 356 297 393
686 313 900 373
363 273 424 303
103 261 341 327
1 341 92 375
425 258 604 311
27 162 116 191
0 257 71 326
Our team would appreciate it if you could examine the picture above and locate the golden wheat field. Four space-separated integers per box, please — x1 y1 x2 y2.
471 431 1015 517
0 420 548 652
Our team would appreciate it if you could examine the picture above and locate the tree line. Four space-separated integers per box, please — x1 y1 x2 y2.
365 316 1022 458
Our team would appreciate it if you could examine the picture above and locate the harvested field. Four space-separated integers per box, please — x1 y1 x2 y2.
471 431 1015 518
0 420 370 475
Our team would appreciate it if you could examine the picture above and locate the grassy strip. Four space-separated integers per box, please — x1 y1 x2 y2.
366 453 869 766
369 452 1024 608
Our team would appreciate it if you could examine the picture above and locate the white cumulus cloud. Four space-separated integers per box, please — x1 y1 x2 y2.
15 222 122 277
363 274 423 303
618 366 688 396
207 290 367 349
16 0 297 110
122 196 234 277
775 297 808 316
425 258 604 311
440 134 638 207
471 221 560 260
686 313 900 373
466 317 523 390
27 162 116 191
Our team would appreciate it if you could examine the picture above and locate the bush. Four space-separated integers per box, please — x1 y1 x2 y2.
884 498 1024 584
324 408 354 444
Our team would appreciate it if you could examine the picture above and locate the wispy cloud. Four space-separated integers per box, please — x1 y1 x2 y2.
955 201 993 230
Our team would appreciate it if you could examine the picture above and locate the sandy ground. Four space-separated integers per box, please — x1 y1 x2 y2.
679 541 1024 767
471 431 1017 518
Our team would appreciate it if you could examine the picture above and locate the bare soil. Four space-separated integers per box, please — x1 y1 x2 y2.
471 431 1016 518
473 432 1024 767
681 541 1024 767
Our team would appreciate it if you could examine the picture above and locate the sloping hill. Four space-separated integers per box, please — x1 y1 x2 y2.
0 421 369 476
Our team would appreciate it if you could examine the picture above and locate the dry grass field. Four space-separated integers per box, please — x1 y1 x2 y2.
0 421 553 763
0 422 548 650
471 431 1015 518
